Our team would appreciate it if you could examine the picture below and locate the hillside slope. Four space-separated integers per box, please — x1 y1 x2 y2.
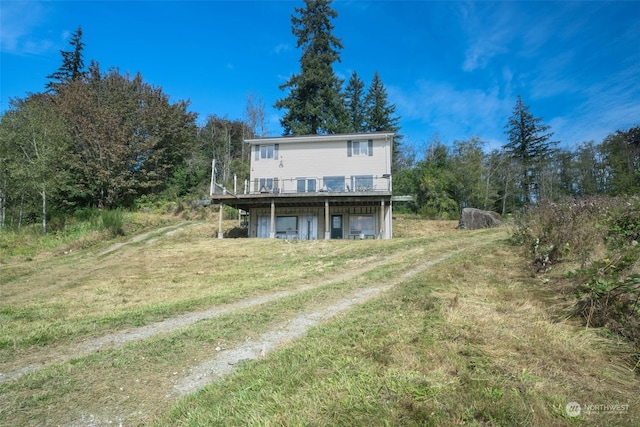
1 220 638 426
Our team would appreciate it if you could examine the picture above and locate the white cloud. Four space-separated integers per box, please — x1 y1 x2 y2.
0 1 53 55
389 80 513 147
272 43 289 55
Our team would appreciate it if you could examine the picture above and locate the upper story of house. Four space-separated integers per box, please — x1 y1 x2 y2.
246 131 394 195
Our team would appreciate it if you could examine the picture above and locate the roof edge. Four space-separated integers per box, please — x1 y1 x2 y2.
245 131 395 145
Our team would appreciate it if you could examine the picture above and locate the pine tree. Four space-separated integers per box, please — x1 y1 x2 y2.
344 71 366 132
503 95 557 205
46 26 86 92
274 0 348 135
364 71 402 171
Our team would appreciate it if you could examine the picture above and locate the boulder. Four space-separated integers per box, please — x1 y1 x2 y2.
458 208 503 230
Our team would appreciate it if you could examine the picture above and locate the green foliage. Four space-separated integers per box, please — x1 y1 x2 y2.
513 195 640 346
344 71 367 132
275 0 349 135
503 95 558 206
56 63 197 209
46 25 86 92
101 209 125 237
601 126 640 195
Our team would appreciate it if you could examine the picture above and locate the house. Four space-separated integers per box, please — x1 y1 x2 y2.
211 131 395 239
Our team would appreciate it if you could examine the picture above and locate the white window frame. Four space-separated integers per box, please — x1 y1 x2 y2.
347 140 373 157
254 144 279 160
349 215 375 237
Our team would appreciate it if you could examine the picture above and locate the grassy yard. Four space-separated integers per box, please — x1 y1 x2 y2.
1 215 638 426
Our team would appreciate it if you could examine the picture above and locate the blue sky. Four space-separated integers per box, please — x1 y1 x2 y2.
1 0 639 154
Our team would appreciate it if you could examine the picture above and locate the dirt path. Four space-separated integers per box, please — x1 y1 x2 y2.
1 225 505 427
98 222 196 256
1 240 462 385
168 250 462 398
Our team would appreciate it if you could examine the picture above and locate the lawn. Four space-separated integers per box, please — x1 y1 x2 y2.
1 215 638 426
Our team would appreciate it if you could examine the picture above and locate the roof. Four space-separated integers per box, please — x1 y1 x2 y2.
244 131 395 146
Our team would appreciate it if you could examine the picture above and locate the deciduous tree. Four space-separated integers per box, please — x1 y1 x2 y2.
57 63 196 208
0 95 70 233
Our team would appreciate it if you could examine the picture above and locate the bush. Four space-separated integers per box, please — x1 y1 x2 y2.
101 209 125 237
513 196 640 348
510 197 618 271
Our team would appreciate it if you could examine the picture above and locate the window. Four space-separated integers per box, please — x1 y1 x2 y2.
260 178 273 192
261 145 274 159
255 178 279 192
347 140 373 157
296 178 317 193
349 215 375 236
307 178 316 192
352 175 373 191
322 176 345 192
275 216 298 238
254 144 279 160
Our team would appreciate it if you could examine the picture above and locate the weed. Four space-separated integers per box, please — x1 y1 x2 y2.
101 209 125 236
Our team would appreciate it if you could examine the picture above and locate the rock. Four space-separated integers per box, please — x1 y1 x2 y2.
458 208 503 230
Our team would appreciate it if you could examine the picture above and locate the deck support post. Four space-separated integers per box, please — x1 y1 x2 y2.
379 199 385 239
217 204 224 239
269 199 276 239
324 199 331 239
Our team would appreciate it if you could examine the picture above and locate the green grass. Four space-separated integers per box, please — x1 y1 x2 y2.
152 239 640 427
1 218 638 427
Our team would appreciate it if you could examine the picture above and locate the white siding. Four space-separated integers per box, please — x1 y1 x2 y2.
249 136 391 192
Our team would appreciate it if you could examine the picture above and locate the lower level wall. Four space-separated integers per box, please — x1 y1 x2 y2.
248 205 392 239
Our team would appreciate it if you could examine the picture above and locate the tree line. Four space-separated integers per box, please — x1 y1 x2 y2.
1 0 638 234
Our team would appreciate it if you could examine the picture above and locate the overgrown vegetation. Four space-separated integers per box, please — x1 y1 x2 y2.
512 196 640 348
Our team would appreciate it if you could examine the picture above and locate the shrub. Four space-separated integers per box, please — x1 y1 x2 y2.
513 195 640 348
101 209 125 237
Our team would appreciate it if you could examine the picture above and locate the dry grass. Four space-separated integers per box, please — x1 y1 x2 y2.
155 237 640 426
2 215 639 426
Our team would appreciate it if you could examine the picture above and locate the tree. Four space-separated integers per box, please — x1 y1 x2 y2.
0 95 70 234
574 141 606 196
601 126 640 195
503 95 557 205
56 63 197 208
245 91 267 138
363 71 402 171
196 115 252 190
451 137 486 210
413 138 458 219
274 0 348 135
46 26 86 92
344 71 366 132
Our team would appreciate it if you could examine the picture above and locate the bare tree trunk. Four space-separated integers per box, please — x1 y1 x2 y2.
41 184 47 235
502 175 509 216
18 193 24 230
0 186 4 230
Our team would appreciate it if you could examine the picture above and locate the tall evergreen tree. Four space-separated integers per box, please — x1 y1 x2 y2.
274 0 348 135
364 71 402 171
503 94 557 205
344 71 366 132
46 26 86 92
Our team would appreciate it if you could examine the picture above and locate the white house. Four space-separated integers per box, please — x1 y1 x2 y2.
211 131 395 239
